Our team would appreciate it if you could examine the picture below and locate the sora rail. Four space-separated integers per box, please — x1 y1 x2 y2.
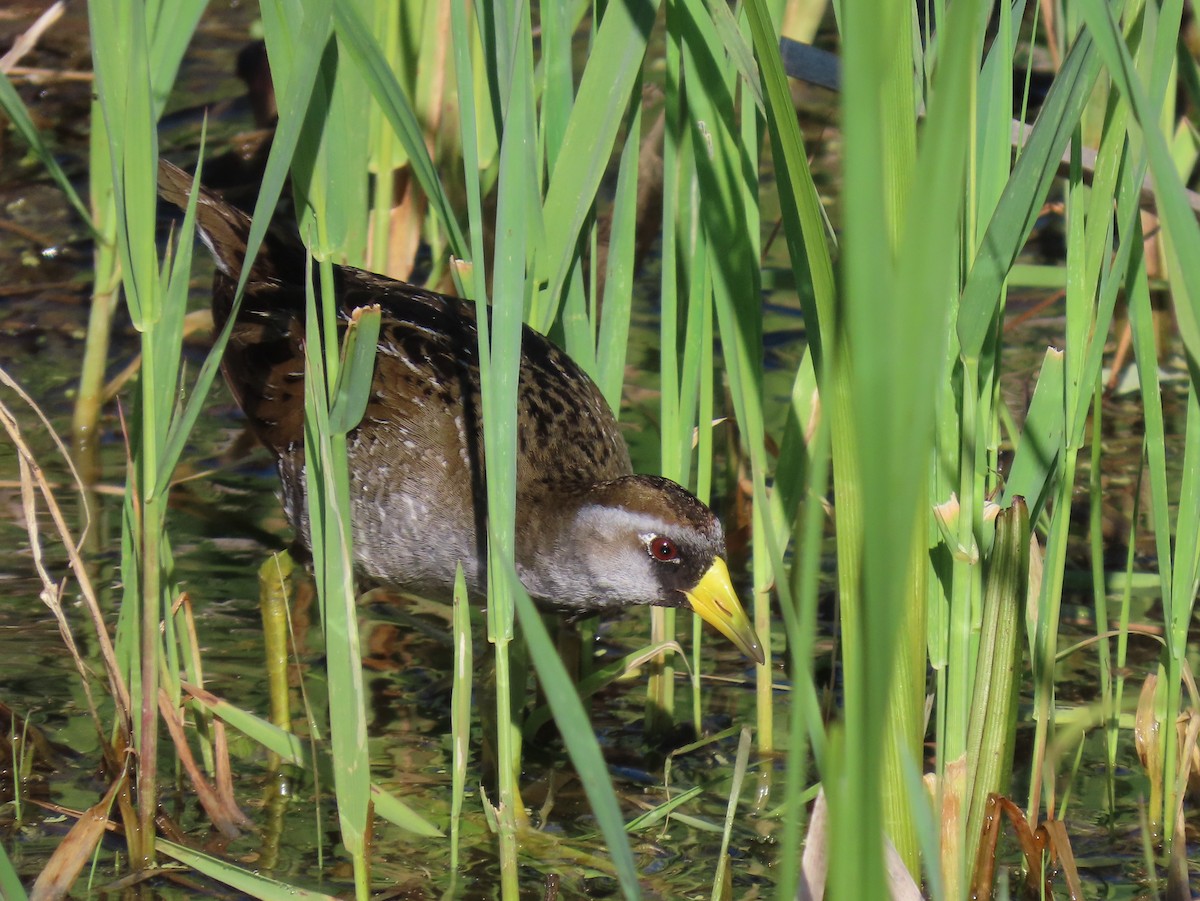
158 160 763 663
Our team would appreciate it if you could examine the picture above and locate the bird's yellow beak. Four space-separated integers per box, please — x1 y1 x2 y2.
684 557 764 664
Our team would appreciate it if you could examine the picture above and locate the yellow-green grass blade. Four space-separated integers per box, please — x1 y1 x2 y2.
89 2 161 333
742 13 835 844
972 0 1023 250
833 0 980 891
271 6 382 862
449 564 472 867
510 579 642 900
0 72 93 229
1072 0 1200 844
710 727 752 900
676 1 781 743
523 640 689 740
187 688 311 765
0 841 26 901
301 260 370 828
624 785 704 833
999 348 1065 521
157 839 341 900
185 686 442 837
592 101 642 411
958 26 1103 359
328 306 383 434
333 0 467 259
744 0 835 362
279 13 381 870
290 39 369 266
531 0 662 332
963 498 1030 869
480 9 536 895
90 0 205 861
1128 235 1174 634
156 7 331 491
369 785 443 838
449 0 489 301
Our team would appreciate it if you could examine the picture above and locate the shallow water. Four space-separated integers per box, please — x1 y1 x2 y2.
0 3 1196 899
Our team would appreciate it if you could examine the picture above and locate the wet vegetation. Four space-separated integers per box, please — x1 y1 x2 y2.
2 1 1200 899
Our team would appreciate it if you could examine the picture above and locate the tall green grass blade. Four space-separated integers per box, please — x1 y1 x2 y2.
156 839 341 900
624 785 704 833
156 7 330 491
89 0 204 863
185 687 441 836
744 0 835 360
593 103 641 410
333 1 467 259
482 7 536 895
531 0 661 331
710 727 752 900
1080 2 1200 360
510 581 642 900
959 27 1103 359
449 564 472 867
369 785 443 838
300 253 371 897
963 498 1030 869
449 0 489 299
999 349 1065 520
0 73 93 228
0 841 26 901
328 307 383 434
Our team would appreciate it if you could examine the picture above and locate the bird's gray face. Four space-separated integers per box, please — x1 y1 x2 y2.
568 503 721 607
547 479 763 663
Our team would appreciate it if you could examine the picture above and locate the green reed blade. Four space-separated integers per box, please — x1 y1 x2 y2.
480 8 535 896
1081 0 1200 364
959 26 1102 360
742 16 836 862
449 564 472 867
301 259 371 847
539 0 578 172
156 12 328 492
333 1 467 259
708 3 762 112
744 0 835 360
328 307 383 434
710 727 751 901
676 0 786 757
0 841 26 901
449 0 490 301
592 103 641 411
156 839 341 901
89 0 207 864
145 0 205 110
624 785 704 833
0 73 93 229
370 785 443 838
963 498 1030 869
531 0 661 332
1067 0 1200 846
973 0 1024 247
999 348 1065 521
524 640 688 740
510 579 642 900
185 686 441 837
93 4 165 336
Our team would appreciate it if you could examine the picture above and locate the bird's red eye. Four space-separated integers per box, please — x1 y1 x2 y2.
648 536 679 562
